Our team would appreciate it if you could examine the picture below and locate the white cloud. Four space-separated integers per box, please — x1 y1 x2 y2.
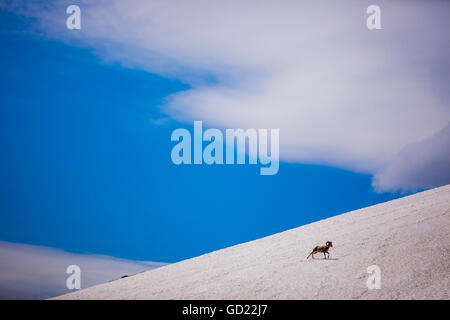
373 122 450 193
5 0 450 191
0 241 167 299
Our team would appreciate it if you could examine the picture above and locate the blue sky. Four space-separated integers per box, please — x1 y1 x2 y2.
0 8 411 264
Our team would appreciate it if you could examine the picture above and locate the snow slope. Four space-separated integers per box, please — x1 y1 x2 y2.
54 184 450 299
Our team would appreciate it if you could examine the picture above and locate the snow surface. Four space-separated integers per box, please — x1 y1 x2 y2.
54 184 450 299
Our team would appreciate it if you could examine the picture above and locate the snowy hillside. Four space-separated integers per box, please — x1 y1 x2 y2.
54 184 450 299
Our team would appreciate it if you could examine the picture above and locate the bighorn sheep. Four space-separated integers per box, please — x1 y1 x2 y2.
306 241 333 259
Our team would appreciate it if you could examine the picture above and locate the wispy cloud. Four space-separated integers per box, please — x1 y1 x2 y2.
373 122 450 192
0 241 167 299
4 0 450 192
